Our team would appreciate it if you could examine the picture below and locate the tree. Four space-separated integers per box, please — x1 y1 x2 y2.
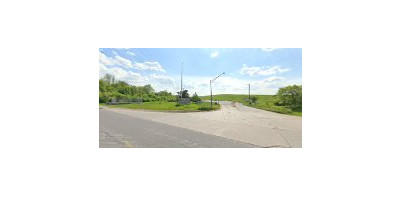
143 84 155 94
276 85 302 108
131 86 138 95
156 90 172 97
99 79 106 92
113 81 131 95
191 92 201 102
99 76 176 103
99 92 111 103
177 90 190 98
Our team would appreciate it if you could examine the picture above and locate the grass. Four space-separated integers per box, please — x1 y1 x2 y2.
101 101 220 111
200 94 302 116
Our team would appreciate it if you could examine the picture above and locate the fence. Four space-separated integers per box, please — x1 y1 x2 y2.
178 98 191 105
107 98 143 105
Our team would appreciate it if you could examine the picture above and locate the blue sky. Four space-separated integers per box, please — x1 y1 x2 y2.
99 48 302 96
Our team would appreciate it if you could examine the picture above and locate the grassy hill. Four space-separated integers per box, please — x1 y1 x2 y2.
200 94 302 116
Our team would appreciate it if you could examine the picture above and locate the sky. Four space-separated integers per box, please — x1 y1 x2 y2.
99 48 302 96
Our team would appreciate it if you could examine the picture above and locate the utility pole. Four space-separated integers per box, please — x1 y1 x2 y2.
180 60 183 99
210 72 225 107
248 84 251 104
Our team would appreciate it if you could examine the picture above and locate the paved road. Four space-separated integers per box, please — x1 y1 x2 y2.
103 101 302 148
100 109 257 148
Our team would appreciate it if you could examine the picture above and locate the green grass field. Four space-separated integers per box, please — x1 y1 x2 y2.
200 94 302 116
103 101 220 111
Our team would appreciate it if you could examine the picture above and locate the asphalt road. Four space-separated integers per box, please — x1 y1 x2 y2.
99 109 257 148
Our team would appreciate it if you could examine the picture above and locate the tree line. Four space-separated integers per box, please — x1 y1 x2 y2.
99 74 201 103
99 74 176 103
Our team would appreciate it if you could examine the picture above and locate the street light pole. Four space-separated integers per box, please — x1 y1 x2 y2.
210 80 213 107
248 83 251 104
210 72 225 107
180 60 183 99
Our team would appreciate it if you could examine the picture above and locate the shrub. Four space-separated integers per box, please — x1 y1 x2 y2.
167 96 176 102
99 92 111 103
191 92 201 102
276 85 302 108
198 106 213 111
250 96 258 104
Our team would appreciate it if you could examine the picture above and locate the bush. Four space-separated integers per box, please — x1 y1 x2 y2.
114 92 131 102
191 92 201 102
250 96 258 104
99 92 111 103
198 106 213 111
167 96 176 102
99 76 177 103
276 85 302 108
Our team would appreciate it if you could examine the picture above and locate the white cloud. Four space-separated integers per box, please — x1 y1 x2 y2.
210 51 219 58
126 51 135 56
240 64 290 76
175 76 280 96
99 65 147 85
258 78 302 89
147 74 177 91
100 62 300 95
149 74 175 84
175 75 302 96
99 52 114 66
135 62 166 72
99 52 165 72
261 48 279 53
264 76 284 82
114 55 134 68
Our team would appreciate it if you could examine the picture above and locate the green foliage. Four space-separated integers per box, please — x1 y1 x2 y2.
191 92 201 102
99 92 111 103
177 90 190 98
276 85 302 108
112 81 132 95
156 90 172 97
250 96 258 104
197 103 220 111
99 74 175 103
198 106 213 111
142 84 155 94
